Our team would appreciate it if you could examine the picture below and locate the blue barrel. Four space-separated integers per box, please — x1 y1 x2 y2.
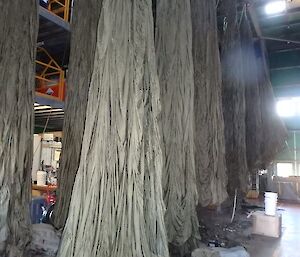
30 197 47 224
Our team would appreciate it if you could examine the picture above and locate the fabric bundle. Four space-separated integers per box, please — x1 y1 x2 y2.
155 0 200 250
238 11 286 175
54 0 103 230
191 0 228 206
219 0 286 195
240 14 263 175
219 0 249 196
57 1 169 257
257 45 287 168
0 1 37 256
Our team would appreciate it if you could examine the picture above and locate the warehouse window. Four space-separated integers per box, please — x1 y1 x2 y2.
276 162 294 177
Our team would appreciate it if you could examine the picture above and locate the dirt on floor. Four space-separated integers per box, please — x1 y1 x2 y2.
26 199 268 257
197 199 262 251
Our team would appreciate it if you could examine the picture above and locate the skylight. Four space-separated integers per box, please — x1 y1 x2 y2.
265 1 287 15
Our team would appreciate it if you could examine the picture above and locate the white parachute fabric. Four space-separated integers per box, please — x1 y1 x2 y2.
57 1 169 257
155 0 200 248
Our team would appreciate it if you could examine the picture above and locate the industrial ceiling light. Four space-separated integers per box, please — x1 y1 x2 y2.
265 1 287 15
34 105 51 110
276 99 295 117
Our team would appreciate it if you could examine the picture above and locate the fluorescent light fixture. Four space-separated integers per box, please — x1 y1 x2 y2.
34 103 40 106
276 99 295 117
34 105 51 110
265 1 287 15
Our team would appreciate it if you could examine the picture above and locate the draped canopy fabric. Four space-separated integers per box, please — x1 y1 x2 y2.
57 1 169 257
219 0 249 196
155 0 200 249
54 0 103 230
0 1 37 256
240 15 263 176
191 0 228 207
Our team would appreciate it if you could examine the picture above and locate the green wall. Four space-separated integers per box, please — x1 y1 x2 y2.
270 49 300 98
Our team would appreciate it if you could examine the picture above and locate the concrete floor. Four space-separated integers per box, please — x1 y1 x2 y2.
28 201 300 257
245 202 300 257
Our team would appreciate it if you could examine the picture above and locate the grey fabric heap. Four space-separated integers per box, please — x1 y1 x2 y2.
54 0 103 230
191 0 228 206
0 1 37 256
240 15 263 176
57 1 169 257
219 0 249 196
256 44 287 168
155 0 200 250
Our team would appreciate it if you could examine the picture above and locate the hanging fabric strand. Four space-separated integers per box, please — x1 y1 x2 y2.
191 0 228 206
239 11 286 174
219 0 249 197
54 0 103 230
257 43 287 168
155 0 200 251
240 13 263 175
57 1 169 257
0 1 37 256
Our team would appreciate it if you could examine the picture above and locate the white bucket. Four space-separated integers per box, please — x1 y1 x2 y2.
264 192 278 216
36 170 47 186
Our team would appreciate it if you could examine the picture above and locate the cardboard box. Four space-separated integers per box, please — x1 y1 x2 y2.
252 211 282 238
246 190 259 199
43 133 54 141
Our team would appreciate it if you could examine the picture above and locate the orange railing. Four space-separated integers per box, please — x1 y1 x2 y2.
42 0 70 21
35 47 65 101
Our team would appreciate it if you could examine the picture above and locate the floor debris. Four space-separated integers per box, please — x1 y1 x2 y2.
192 246 250 257
29 224 61 257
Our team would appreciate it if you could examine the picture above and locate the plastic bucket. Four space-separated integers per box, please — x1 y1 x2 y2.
36 170 47 186
264 192 278 216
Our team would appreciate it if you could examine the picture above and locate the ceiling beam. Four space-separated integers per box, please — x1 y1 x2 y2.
35 92 64 109
34 109 63 114
270 65 300 71
39 6 70 31
262 23 300 36
35 113 64 118
262 36 300 45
